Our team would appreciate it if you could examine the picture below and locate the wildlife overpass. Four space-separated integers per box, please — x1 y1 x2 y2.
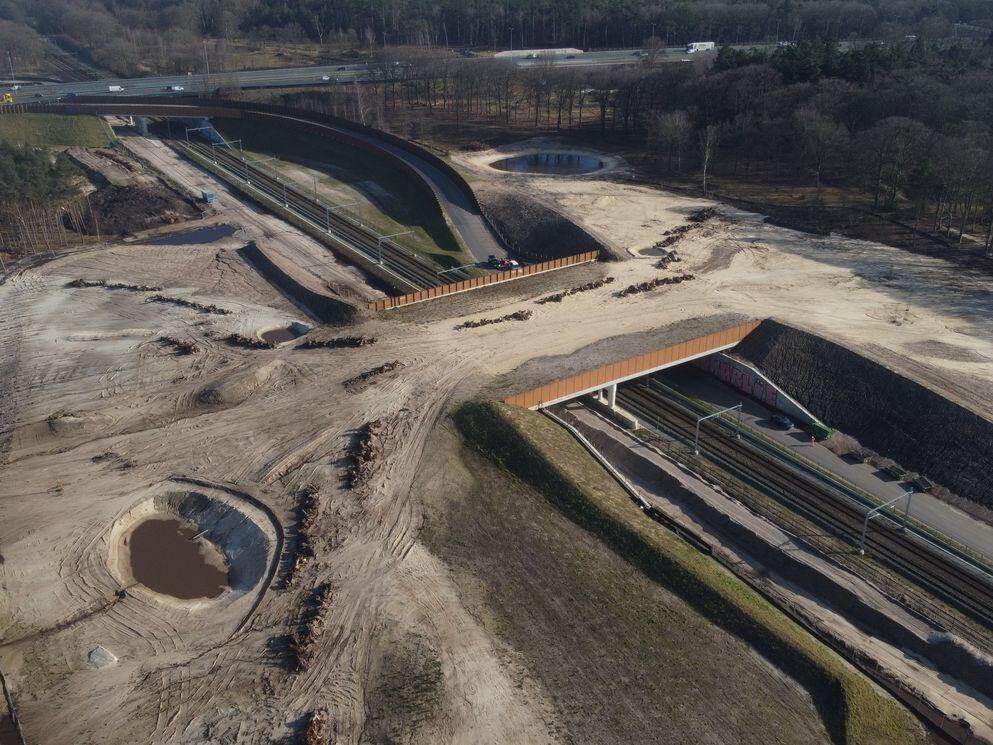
504 319 762 409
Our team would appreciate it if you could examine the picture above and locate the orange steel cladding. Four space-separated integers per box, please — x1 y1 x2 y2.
367 251 600 311
504 320 762 409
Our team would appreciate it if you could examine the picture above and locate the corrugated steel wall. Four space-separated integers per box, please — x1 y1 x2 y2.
367 250 600 311
504 320 762 409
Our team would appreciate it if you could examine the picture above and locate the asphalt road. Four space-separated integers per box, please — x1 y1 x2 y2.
5 46 718 104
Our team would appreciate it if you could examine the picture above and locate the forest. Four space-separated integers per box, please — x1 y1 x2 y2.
1 0 992 254
258 38 992 254
2 0 993 76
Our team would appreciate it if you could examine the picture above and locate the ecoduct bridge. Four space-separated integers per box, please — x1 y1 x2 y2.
504 319 762 410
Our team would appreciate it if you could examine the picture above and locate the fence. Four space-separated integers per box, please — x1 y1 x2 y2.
504 320 761 409
367 250 600 311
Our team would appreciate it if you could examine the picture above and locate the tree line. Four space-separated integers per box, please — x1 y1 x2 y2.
278 39 993 254
1 0 992 78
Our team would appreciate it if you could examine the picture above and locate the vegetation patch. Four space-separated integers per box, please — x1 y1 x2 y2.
290 583 333 672
654 249 682 269
66 278 162 292
343 360 405 393
0 115 111 148
223 333 273 349
347 419 385 489
454 400 925 745
157 336 199 355
286 485 320 586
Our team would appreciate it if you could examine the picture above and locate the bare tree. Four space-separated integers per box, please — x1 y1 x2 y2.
699 124 719 194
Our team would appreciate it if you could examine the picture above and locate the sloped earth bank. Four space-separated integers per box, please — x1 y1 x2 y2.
2 132 991 743
417 421 837 745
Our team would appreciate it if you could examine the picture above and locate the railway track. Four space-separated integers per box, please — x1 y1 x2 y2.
178 139 459 292
616 378 993 648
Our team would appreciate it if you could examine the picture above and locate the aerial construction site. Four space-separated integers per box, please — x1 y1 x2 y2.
2 42 993 745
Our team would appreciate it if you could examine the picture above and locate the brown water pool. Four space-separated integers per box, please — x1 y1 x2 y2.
128 518 229 599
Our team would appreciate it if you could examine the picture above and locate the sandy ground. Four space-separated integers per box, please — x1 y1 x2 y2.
118 133 380 305
2 133 992 743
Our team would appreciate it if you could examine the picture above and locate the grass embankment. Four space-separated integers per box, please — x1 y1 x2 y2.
213 119 476 272
454 400 925 745
0 114 112 147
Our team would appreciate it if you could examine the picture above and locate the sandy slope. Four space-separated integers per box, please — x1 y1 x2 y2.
1 137 991 743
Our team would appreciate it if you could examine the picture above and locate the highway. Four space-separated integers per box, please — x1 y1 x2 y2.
4 47 715 104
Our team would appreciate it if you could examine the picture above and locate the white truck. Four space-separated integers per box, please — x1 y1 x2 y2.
686 41 716 53
108 85 124 92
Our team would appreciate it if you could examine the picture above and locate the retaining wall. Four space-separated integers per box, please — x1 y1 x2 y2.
736 320 993 507
698 352 831 437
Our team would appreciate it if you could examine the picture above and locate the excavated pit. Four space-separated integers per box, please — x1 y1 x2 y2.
109 490 272 605
259 322 309 346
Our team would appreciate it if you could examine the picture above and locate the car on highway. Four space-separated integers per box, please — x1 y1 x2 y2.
770 413 794 430
321 75 331 81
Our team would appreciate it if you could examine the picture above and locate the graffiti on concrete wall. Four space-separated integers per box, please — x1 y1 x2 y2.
698 355 783 408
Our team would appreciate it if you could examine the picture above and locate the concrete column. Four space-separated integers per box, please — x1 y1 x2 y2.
134 116 150 135
607 383 617 410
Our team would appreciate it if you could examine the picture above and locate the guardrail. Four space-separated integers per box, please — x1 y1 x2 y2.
367 250 600 311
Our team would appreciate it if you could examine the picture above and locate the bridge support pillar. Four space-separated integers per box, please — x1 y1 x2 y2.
606 383 617 410
134 116 150 135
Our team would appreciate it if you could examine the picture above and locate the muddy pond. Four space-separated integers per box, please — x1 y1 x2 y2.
128 518 229 599
490 152 604 175
147 225 237 245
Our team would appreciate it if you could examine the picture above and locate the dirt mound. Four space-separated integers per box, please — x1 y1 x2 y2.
344 361 405 394
299 335 376 349
536 277 614 304
74 184 198 235
617 274 695 297
475 185 611 261
736 320 993 508
456 310 532 330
